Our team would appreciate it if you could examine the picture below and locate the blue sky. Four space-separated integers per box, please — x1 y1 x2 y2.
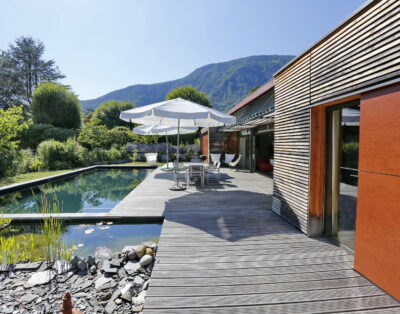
0 0 367 100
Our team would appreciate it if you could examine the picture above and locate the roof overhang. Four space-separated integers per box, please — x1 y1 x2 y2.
220 111 274 132
227 79 275 115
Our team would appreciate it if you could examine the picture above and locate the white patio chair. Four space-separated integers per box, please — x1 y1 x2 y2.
145 153 158 165
206 162 220 183
186 165 205 189
173 162 187 182
209 153 221 166
224 154 235 164
228 155 241 169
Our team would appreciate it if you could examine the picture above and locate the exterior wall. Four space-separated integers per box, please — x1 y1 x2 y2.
273 53 311 232
273 0 400 234
355 84 400 300
224 132 238 154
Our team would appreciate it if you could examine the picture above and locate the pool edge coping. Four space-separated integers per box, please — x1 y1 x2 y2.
4 213 164 224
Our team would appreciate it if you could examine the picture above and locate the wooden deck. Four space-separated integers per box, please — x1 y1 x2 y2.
110 168 400 313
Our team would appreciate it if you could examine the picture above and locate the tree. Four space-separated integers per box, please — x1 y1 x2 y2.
0 52 24 110
166 85 211 108
92 100 135 129
0 106 28 177
32 82 82 129
0 36 64 109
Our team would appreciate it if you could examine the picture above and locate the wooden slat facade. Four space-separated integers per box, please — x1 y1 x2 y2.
273 0 400 234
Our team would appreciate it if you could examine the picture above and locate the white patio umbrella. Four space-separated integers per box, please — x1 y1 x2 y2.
120 98 236 190
132 125 198 168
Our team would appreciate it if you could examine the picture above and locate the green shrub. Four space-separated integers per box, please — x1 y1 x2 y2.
19 149 44 173
32 82 82 129
78 120 148 150
20 124 77 149
0 149 22 178
37 139 85 170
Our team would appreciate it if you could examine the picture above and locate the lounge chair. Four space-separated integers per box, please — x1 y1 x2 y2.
228 155 241 169
224 154 235 164
145 153 158 166
209 153 221 166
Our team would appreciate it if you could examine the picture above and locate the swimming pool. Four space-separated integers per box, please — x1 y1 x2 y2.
0 168 153 214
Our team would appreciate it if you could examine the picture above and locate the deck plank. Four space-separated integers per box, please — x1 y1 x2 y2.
109 168 400 312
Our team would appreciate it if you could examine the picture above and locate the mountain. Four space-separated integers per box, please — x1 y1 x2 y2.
81 55 294 112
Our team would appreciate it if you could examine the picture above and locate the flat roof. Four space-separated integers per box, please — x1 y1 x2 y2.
227 79 274 115
274 0 375 77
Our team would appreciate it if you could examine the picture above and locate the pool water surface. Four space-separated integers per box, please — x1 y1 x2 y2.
0 168 152 214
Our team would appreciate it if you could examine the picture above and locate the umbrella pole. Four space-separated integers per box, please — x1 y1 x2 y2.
166 133 169 169
170 118 184 191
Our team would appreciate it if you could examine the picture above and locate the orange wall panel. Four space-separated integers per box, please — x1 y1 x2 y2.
355 83 400 300
359 84 400 176
355 171 400 300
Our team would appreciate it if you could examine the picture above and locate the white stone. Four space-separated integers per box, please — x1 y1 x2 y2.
25 271 55 287
132 290 147 305
120 283 132 295
133 276 144 285
95 275 112 289
53 260 70 275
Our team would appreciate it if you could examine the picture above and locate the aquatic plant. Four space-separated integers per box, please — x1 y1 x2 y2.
0 216 12 228
0 233 40 264
36 193 74 262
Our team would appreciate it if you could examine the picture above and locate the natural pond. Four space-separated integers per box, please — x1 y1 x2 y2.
0 168 152 214
0 219 162 262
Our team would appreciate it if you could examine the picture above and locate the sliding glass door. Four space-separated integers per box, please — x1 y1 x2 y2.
325 101 360 252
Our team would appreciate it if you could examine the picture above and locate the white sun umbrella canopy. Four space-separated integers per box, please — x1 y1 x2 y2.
120 98 236 189
132 125 198 168
120 98 236 127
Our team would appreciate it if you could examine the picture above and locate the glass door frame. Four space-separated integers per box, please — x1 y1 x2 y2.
324 99 360 253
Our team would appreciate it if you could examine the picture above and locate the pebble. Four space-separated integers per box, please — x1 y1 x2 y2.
70 256 79 267
77 260 87 271
133 245 146 259
127 250 137 260
87 255 96 266
89 265 97 274
139 255 153 267
145 248 154 256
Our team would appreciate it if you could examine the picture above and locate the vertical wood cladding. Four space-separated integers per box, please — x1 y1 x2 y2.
273 0 400 234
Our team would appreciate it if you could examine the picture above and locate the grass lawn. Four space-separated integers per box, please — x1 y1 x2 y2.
0 168 81 187
0 161 163 188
